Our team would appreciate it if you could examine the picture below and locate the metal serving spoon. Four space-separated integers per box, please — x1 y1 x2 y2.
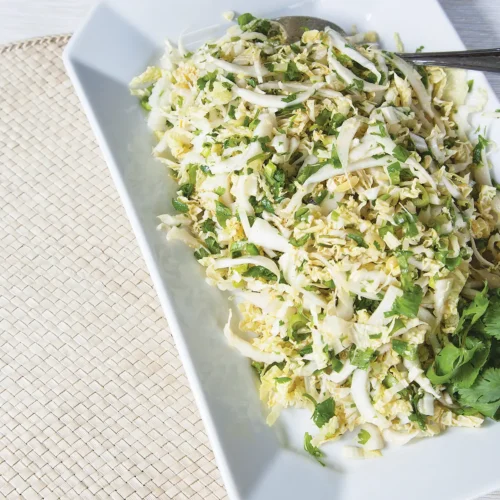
275 16 500 73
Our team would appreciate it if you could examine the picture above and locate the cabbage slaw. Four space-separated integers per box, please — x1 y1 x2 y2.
131 14 500 460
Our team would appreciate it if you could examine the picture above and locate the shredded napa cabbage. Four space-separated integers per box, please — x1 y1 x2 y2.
132 13 500 460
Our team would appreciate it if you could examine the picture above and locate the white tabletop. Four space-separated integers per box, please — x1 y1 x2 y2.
0 1 499 498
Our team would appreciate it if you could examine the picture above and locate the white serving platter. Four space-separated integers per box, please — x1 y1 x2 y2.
64 1 500 498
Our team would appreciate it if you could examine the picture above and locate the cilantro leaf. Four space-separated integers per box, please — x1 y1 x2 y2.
473 135 489 164
482 293 500 340
299 344 313 356
251 361 264 375
315 110 346 135
215 201 232 228
392 145 410 162
453 337 491 389
237 13 256 27
205 236 220 254
200 219 216 233
394 211 418 238
456 284 489 338
230 241 260 258
427 337 482 385
284 61 302 82
194 248 210 260
354 296 380 314
172 198 189 213
312 397 335 428
281 92 298 103
197 70 218 91
329 145 342 169
242 265 278 281
353 79 364 91
304 432 325 465
350 347 376 370
408 390 427 430
391 339 418 360
385 285 423 319
297 163 322 184
457 368 500 415
314 189 328 205
387 162 401 185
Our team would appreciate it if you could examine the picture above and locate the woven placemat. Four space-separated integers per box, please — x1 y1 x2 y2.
0 35 227 500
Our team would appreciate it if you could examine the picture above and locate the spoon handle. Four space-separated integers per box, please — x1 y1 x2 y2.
399 48 500 73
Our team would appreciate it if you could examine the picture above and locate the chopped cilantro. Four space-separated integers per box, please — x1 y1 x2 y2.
242 265 278 281
312 397 335 428
387 162 401 185
200 219 216 233
281 92 298 103
237 13 256 27
392 145 411 162
473 135 489 164
347 232 368 248
350 347 376 370
215 201 232 228
197 70 218 91
385 285 423 319
172 198 189 213
304 432 325 465
204 236 220 254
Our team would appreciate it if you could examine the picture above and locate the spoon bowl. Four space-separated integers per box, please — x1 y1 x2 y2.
274 15 346 42
274 15 500 73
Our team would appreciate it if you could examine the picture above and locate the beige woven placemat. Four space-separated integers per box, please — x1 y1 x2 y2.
0 35 227 500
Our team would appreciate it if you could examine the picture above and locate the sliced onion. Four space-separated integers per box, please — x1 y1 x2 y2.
358 423 385 451
329 58 387 92
246 218 290 253
382 429 418 446
352 369 385 426
326 28 381 82
212 58 269 78
213 255 280 278
325 360 356 384
418 393 435 416
337 117 362 169
388 54 433 117
224 310 285 363
403 358 441 398
368 286 403 326
234 83 321 109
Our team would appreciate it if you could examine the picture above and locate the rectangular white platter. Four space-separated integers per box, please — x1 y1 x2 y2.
64 1 500 498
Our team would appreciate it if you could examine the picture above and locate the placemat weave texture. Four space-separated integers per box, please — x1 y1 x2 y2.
0 36 227 500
